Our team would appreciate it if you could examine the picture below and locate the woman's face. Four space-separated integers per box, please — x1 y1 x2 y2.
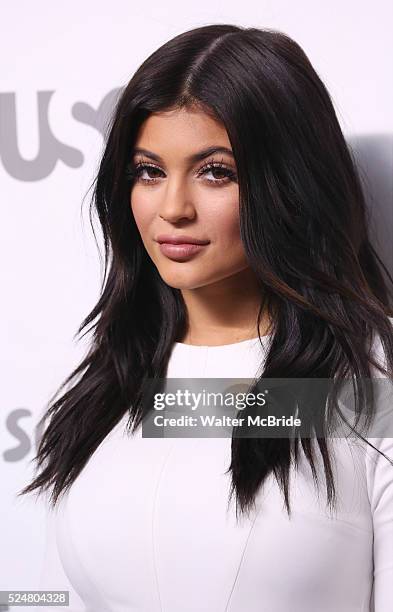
130 107 250 290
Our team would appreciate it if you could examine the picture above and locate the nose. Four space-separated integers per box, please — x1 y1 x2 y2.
158 177 196 223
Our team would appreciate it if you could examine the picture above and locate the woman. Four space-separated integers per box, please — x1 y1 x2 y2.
20 24 393 611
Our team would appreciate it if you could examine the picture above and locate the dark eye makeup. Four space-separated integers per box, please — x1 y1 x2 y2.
125 156 238 185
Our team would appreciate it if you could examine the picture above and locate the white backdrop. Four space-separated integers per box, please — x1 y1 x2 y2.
1 1 392 609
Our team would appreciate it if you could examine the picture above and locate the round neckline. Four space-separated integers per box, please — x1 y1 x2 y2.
174 333 271 349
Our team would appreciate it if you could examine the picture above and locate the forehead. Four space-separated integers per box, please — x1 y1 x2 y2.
133 107 231 155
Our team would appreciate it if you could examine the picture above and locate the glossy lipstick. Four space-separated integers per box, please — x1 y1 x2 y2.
155 234 210 261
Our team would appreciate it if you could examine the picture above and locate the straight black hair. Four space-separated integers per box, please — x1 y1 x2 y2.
19 24 393 518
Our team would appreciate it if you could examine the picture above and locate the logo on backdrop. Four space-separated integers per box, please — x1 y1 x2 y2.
0 88 122 180
2 409 45 463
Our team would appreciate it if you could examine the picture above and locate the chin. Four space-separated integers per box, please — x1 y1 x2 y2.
155 268 211 291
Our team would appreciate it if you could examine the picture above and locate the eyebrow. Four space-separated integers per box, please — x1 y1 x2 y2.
132 146 234 164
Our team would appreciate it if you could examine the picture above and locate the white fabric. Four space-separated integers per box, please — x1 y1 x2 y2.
36 327 393 611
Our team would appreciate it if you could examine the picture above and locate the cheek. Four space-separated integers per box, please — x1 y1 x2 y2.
220 211 242 245
203 196 242 247
130 192 154 236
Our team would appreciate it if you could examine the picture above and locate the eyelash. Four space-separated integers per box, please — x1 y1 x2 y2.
126 157 237 186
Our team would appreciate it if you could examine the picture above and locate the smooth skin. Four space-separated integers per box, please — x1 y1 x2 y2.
130 106 272 346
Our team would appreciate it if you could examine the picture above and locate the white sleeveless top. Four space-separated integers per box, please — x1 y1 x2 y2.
37 330 393 611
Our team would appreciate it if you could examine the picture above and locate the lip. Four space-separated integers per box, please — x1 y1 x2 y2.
158 242 208 261
155 234 210 245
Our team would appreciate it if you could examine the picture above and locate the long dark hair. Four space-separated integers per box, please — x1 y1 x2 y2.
19 24 393 518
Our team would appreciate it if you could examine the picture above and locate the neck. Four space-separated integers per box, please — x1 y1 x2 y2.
178 268 272 346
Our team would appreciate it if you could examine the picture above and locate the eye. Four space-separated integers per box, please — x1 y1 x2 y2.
126 162 164 184
197 161 237 184
126 157 237 185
